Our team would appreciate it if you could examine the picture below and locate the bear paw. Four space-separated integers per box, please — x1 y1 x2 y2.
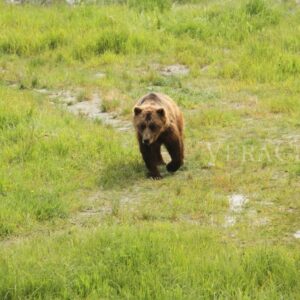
148 173 162 180
166 161 181 173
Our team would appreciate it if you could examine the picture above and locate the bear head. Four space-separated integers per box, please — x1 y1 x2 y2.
133 105 169 145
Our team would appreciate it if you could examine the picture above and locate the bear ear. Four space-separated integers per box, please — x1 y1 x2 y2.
156 108 165 117
134 107 142 116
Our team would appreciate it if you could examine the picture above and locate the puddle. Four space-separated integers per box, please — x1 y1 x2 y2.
293 231 300 239
161 64 190 76
229 194 248 212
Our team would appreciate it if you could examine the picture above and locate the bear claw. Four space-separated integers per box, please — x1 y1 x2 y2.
149 174 162 180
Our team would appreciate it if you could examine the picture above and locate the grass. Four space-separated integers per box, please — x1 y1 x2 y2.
0 86 141 235
0 0 299 298
1 225 300 299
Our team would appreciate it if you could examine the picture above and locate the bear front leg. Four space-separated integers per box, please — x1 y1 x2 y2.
165 136 184 173
139 143 162 179
153 143 165 165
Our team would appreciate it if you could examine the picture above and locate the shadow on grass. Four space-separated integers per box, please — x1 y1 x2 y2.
99 159 145 189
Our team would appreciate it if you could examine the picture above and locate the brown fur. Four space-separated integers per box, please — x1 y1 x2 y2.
133 92 184 179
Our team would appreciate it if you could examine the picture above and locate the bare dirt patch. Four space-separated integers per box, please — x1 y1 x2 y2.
229 194 248 212
161 64 190 76
224 194 270 228
224 194 248 227
35 89 132 131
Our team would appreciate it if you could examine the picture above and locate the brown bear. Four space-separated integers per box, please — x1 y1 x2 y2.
133 92 184 179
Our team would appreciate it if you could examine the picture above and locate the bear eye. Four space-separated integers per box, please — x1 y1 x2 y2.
149 124 157 131
140 124 146 131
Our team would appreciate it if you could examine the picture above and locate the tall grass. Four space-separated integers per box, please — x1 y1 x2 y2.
0 86 139 236
1 225 299 299
1 0 299 85
128 0 172 11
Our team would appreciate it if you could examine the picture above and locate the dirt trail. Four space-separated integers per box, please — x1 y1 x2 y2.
35 89 132 131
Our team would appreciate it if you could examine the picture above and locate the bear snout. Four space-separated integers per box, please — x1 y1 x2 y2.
142 138 150 145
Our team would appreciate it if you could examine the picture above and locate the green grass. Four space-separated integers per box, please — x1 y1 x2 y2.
0 0 300 298
1 225 300 299
0 86 141 235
